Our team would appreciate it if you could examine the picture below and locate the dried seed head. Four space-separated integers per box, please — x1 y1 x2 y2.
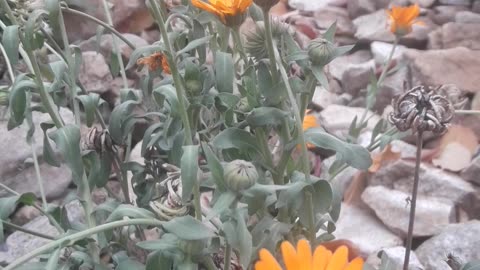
388 85 455 134
137 52 171 74
81 127 114 153
436 84 468 110
253 0 280 11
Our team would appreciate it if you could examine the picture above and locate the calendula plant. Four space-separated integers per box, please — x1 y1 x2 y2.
0 0 421 269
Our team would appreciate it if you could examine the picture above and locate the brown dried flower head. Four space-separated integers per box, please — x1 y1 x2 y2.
137 52 171 74
389 85 454 134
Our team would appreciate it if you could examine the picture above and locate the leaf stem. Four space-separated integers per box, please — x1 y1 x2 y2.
262 9 279 82
30 141 48 210
403 131 423 270
224 243 232 270
4 218 164 270
305 190 316 244
2 220 55 240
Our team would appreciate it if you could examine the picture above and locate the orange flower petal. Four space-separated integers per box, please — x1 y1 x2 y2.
326 246 349 270
344 257 364 270
297 239 313 270
312 245 332 270
255 249 282 270
281 240 299 270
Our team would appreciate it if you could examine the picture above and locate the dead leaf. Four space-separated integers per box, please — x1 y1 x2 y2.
368 144 401 173
344 171 368 206
431 125 478 172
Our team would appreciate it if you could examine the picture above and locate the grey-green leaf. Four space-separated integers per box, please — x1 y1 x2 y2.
163 216 215 240
49 125 84 184
215 51 234 93
180 145 199 202
2 25 20 66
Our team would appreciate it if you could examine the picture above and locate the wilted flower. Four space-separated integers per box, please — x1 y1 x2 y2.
389 85 455 134
255 239 364 270
191 0 252 27
254 0 279 11
303 111 319 150
387 4 423 36
137 52 171 74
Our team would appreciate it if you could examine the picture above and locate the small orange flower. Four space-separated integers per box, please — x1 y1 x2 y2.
191 0 252 27
303 110 319 150
386 4 423 36
136 52 171 74
255 239 364 270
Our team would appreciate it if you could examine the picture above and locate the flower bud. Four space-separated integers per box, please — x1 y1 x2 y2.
307 38 336 66
223 160 258 192
254 0 280 10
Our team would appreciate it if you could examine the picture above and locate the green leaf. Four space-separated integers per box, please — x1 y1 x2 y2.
366 73 379 110
8 75 37 129
207 191 237 220
304 128 372 170
45 248 61 270
246 107 290 128
24 9 48 51
153 85 180 117
40 122 60 167
212 128 262 157
257 62 286 105
49 125 84 184
2 25 20 66
202 143 226 191
462 261 480 270
106 204 156 222
323 22 337 42
108 100 138 145
180 145 199 202
145 251 173 270
110 52 121 77
115 258 145 270
76 93 101 127
45 0 61 38
83 151 112 188
163 216 215 240
223 209 252 267
0 193 36 241
378 251 399 270
311 65 329 91
176 35 211 57
334 45 355 58
215 51 234 93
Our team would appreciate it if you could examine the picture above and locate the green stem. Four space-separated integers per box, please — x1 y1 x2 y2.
305 191 316 244
377 38 399 87
148 0 202 222
231 27 248 64
0 42 15 82
203 256 217 270
30 141 48 210
2 220 55 240
100 0 130 90
61 7 136 50
224 243 232 270
403 131 423 270
262 9 279 82
0 0 18 24
0 19 34 74
4 218 164 270
255 128 274 169
0 182 18 196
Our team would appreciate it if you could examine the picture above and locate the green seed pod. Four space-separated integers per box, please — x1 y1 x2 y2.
254 0 280 11
223 160 258 192
307 38 336 66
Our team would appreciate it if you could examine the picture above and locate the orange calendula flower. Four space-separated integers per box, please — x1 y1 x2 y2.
136 52 171 74
303 110 319 150
255 239 364 270
387 4 423 36
191 0 252 27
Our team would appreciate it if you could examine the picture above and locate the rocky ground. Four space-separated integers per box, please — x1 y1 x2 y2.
1 0 480 269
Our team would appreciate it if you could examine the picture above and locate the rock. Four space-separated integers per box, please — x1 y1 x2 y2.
373 66 408 113
438 0 471 5
455 10 480 23
314 6 355 36
366 246 424 270
63 0 106 42
311 86 344 109
410 0 436 7
319 105 381 137
368 159 478 216
430 5 469 25
474 0 480 12
79 51 114 94
0 109 74 200
371 41 407 65
288 0 342 11
416 220 480 270
79 33 149 60
405 47 480 93
461 155 480 185
347 0 376 19
320 156 358 195
362 186 456 237
0 201 84 265
328 50 373 81
428 23 480 50
341 59 376 96
333 204 403 257
112 0 153 33
353 10 436 47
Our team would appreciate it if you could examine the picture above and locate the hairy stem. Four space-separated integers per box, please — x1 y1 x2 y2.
305 190 316 244
262 9 279 82
224 243 232 270
403 131 423 270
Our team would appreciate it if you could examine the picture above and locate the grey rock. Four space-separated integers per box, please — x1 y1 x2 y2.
373 66 408 114
428 23 480 50
311 86 343 110
332 204 403 257
314 6 355 36
0 201 84 265
474 0 480 12
371 41 407 65
0 109 74 200
410 0 436 7
79 51 113 94
341 59 376 96
320 156 358 195
431 5 469 25
319 105 381 137
455 11 480 23
404 47 480 93
362 186 456 237
416 220 480 270
288 0 342 11
461 155 480 185
439 0 471 5
79 33 149 60
366 246 424 270
369 159 478 216
347 0 376 19
328 50 373 81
